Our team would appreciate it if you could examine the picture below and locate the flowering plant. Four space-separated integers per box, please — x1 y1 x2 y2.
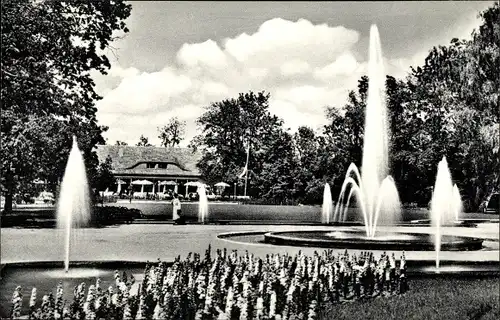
11 247 408 319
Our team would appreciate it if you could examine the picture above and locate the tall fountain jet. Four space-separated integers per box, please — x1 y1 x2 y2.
198 184 208 224
56 136 91 272
332 25 401 237
430 156 462 269
322 183 333 224
452 184 462 222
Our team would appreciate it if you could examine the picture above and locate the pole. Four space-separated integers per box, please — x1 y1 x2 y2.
234 183 236 200
244 146 250 197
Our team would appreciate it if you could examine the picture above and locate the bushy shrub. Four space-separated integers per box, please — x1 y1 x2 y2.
90 206 142 225
241 198 302 206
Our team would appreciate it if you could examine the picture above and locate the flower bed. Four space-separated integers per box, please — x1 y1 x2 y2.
8 247 408 319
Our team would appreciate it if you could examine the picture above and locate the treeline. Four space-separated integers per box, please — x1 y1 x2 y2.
190 3 499 211
1 2 497 213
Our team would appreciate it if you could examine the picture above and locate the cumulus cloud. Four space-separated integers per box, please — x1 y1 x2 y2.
225 18 359 66
96 18 423 146
314 53 362 80
177 39 229 69
98 67 192 115
281 60 311 76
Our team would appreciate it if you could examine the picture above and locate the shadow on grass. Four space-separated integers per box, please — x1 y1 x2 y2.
467 302 494 320
1 206 140 229
1 217 129 229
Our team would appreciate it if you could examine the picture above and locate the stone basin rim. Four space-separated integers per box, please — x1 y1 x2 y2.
262 230 484 251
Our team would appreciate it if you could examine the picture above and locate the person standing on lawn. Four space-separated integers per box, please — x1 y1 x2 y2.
172 193 182 224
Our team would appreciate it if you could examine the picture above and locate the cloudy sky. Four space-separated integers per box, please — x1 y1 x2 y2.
93 1 493 146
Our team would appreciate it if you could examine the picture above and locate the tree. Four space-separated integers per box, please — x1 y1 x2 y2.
1 0 131 212
88 155 116 193
292 126 319 202
343 76 368 167
194 97 247 186
399 2 499 210
193 91 288 198
384 75 423 203
294 126 318 168
136 135 152 147
158 117 186 147
259 130 297 203
115 141 128 146
456 3 500 208
317 76 368 199
460 2 499 123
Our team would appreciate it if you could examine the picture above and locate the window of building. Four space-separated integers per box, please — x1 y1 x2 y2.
146 163 156 169
158 163 168 169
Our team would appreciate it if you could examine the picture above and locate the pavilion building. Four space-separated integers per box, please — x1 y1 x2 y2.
95 145 204 198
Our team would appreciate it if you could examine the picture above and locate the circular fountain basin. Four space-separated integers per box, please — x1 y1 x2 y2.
263 230 484 251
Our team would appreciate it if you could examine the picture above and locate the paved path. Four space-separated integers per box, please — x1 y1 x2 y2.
1 223 498 264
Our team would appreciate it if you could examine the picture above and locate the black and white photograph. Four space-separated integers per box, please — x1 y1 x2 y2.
1 1 499 319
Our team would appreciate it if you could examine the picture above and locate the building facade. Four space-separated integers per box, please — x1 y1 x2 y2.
95 145 204 198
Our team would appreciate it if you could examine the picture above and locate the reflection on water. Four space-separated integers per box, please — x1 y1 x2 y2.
0 267 145 318
43 268 111 278
417 265 498 273
41 268 146 281
325 231 418 241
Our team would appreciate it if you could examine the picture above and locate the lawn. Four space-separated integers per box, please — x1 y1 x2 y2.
108 201 322 222
321 277 500 320
106 202 496 223
108 201 436 222
4 201 496 225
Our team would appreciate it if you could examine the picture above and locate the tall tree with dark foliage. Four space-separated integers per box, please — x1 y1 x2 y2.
1 0 132 212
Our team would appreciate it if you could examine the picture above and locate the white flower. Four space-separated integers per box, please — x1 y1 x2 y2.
195 309 203 320
256 297 264 319
238 295 248 320
136 296 145 319
277 268 285 285
29 288 37 308
274 255 280 270
258 281 264 294
217 310 229 320
286 281 296 303
152 301 165 320
269 291 277 317
225 286 234 315
11 286 23 319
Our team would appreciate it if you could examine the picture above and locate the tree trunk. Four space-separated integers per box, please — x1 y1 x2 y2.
3 193 13 214
3 169 14 214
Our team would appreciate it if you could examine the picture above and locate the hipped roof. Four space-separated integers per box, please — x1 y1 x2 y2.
95 145 202 176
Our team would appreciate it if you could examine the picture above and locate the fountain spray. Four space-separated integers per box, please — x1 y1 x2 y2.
332 25 401 237
430 156 462 269
322 183 333 224
56 136 91 272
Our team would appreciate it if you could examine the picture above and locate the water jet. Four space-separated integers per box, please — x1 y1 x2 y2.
56 136 90 273
322 183 333 224
430 156 463 269
332 24 401 237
